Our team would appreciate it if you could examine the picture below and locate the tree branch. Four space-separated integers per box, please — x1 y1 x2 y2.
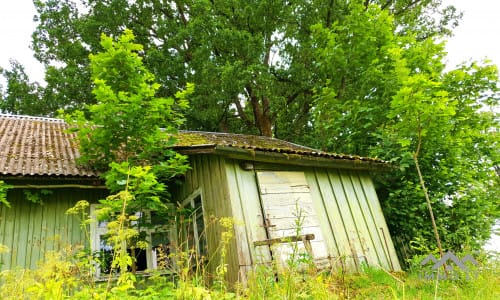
381 0 393 10
174 0 189 26
233 97 253 128
336 76 346 100
326 0 335 27
246 85 272 136
393 0 422 16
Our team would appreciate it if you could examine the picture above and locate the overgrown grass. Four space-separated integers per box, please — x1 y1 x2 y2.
2 176 498 299
347 259 499 299
0 247 498 299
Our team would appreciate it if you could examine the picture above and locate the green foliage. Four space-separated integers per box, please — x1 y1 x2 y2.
0 61 47 115
66 29 191 172
1 255 498 299
311 1 398 153
368 54 500 257
23 189 53 205
311 1 499 259
103 162 166 208
2 1 460 138
0 0 496 264
91 163 169 294
60 30 193 296
0 180 11 208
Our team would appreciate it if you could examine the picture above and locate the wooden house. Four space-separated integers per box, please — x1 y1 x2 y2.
0 115 107 270
0 114 400 283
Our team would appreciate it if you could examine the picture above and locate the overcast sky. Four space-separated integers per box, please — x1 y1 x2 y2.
0 0 499 83
443 0 500 68
0 0 43 82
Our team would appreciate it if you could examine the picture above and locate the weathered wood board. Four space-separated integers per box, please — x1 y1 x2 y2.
256 171 330 267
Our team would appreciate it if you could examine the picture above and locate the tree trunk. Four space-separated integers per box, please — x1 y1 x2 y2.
258 113 273 137
247 86 273 137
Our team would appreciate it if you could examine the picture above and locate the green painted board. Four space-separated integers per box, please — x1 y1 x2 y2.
336 170 379 267
325 170 364 267
349 172 387 268
358 174 401 270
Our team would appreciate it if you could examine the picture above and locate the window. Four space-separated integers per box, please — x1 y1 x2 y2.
179 191 207 258
90 205 173 277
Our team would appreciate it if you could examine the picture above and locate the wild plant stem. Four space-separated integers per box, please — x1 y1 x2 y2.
104 165 132 297
414 123 444 259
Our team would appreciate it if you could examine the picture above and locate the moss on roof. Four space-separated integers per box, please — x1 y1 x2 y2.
0 114 386 177
174 131 386 165
175 131 317 152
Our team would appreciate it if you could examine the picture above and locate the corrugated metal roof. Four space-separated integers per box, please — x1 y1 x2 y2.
0 114 98 177
174 131 386 164
173 131 318 152
0 114 386 177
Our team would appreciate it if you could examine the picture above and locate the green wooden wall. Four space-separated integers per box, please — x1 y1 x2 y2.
173 155 401 285
306 169 401 271
222 161 401 274
172 155 241 284
0 188 105 270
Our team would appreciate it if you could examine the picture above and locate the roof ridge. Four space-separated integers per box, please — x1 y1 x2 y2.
0 114 65 123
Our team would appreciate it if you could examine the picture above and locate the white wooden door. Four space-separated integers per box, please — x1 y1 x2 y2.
255 171 330 268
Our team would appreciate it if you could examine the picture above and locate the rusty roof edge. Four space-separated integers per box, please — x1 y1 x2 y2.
177 130 319 150
173 131 387 164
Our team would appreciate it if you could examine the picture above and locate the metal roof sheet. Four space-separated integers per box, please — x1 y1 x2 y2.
174 131 386 164
0 114 386 177
0 114 98 177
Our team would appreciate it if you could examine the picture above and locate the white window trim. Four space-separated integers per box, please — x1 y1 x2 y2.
180 189 206 256
89 204 173 278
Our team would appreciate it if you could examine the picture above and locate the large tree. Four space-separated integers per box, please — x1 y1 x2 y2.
1 0 497 261
2 0 459 140
310 3 499 258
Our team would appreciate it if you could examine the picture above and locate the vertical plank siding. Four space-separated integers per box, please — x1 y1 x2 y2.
306 169 400 271
307 170 355 269
174 155 242 284
224 160 269 282
337 170 378 266
349 172 389 268
0 188 105 270
174 155 401 285
358 174 401 270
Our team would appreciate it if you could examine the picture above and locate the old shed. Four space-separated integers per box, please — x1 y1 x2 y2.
0 114 400 283
171 132 401 283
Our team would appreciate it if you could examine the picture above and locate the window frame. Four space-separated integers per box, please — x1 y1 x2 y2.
179 189 207 257
89 204 174 278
